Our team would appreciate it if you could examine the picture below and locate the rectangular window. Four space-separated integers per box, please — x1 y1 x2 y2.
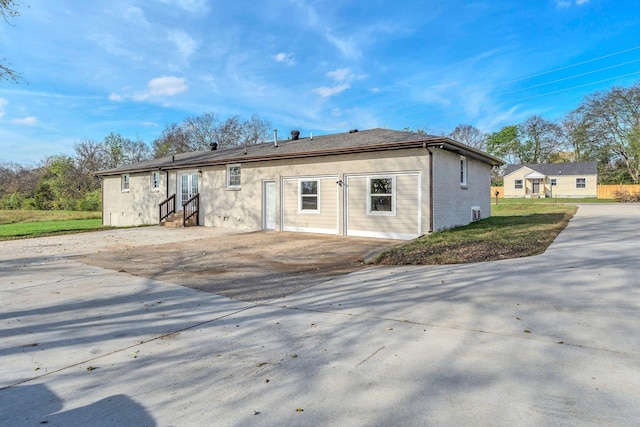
514 179 523 189
460 156 468 186
368 176 395 215
576 178 586 188
121 174 130 192
151 171 161 190
227 164 241 188
299 180 319 212
550 178 557 186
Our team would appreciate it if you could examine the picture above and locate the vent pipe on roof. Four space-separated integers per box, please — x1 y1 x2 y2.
349 129 358 133
273 129 278 147
291 130 300 140
310 132 313 140
210 142 218 151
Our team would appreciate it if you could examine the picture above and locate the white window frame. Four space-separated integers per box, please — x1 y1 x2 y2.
514 179 523 189
460 155 468 187
550 178 557 186
576 177 586 189
226 164 241 189
298 179 320 214
367 176 396 216
151 171 161 191
121 174 130 192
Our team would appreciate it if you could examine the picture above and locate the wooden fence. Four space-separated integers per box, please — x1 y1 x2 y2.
490 184 640 199
597 184 640 199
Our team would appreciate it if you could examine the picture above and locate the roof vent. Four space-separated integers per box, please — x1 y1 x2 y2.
349 129 358 133
291 130 300 140
210 142 218 151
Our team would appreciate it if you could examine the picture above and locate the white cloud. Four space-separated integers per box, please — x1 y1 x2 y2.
0 98 7 118
555 0 589 8
134 76 189 101
314 84 351 97
273 52 296 66
12 117 38 126
122 6 150 27
156 0 209 13
168 30 198 58
109 93 123 102
313 67 366 98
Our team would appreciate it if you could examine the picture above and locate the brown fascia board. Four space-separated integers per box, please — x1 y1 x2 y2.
96 136 503 176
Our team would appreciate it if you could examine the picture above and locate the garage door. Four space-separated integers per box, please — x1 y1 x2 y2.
282 176 339 235
346 172 421 240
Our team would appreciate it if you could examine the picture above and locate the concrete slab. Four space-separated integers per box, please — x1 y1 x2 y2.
1 204 639 426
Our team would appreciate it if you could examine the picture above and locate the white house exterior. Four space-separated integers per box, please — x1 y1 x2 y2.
97 129 503 240
503 162 598 198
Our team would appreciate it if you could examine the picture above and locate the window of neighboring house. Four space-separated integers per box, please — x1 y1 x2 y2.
514 179 523 189
227 164 241 188
460 156 468 186
151 171 161 191
368 176 395 215
299 180 320 213
121 174 130 192
550 178 557 186
576 178 586 188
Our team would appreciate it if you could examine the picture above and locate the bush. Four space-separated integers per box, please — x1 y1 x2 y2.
0 192 24 209
75 190 102 211
614 190 640 202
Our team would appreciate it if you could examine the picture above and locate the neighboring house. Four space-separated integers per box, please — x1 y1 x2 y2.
96 128 503 240
503 162 598 198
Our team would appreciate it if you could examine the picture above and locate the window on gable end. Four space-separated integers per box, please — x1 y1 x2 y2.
460 156 467 186
121 174 130 192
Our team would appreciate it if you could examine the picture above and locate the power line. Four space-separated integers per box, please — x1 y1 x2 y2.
499 58 640 96
499 44 640 85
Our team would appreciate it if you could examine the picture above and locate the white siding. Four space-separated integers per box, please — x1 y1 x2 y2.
282 176 339 234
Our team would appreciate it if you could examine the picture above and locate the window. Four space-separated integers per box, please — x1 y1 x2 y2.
550 178 557 186
368 177 395 215
299 180 319 212
121 174 130 192
460 156 468 186
514 179 523 189
151 171 161 191
576 178 586 189
227 164 241 188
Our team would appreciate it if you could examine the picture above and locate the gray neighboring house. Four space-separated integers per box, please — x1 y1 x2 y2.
503 162 598 198
96 128 504 240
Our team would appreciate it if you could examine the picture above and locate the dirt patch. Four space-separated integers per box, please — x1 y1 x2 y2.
76 231 399 303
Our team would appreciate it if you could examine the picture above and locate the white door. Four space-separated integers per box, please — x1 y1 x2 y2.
263 181 276 230
178 172 199 210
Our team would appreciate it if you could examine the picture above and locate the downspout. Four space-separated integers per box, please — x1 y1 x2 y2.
425 144 434 233
164 169 169 199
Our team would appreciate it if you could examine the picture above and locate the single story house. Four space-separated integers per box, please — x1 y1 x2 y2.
96 128 503 240
503 162 598 198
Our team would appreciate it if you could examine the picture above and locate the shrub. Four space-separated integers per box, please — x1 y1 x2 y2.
614 190 640 202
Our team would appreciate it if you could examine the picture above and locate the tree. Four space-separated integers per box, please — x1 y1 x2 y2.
102 132 151 168
447 124 486 150
576 83 640 183
1 0 23 83
486 125 521 164
518 115 563 164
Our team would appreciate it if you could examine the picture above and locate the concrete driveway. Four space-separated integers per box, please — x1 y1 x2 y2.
1 204 639 426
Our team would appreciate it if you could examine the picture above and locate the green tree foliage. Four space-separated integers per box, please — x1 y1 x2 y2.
486 125 522 164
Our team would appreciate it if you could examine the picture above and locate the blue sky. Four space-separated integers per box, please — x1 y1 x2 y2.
1 0 639 164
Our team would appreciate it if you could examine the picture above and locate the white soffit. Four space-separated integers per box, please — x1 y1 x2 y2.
524 171 546 179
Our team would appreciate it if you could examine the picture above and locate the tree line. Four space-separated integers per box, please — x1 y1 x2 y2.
0 113 272 210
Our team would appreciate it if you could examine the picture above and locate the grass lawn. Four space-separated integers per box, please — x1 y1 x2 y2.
376 203 578 265
0 210 106 240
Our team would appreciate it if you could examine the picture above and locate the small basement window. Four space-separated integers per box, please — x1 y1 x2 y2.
121 174 130 192
471 206 481 221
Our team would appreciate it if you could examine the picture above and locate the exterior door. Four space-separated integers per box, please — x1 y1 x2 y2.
178 172 199 210
263 181 276 230
532 179 540 194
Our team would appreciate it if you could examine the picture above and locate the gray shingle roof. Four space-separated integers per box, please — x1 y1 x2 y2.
504 162 598 177
97 128 503 176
